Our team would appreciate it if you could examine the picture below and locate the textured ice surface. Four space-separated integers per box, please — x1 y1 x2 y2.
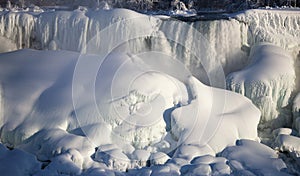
0 9 264 85
0 9 299 86
234 9 300 56
226 43 295 125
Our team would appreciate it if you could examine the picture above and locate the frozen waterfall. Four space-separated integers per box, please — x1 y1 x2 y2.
0 9 299 85
0 8 299 175
226 43 295 126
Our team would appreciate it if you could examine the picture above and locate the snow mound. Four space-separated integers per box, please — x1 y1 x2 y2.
0 143 41 176
171 77 260 156
180 155 230 175
0 49 261 174
274 133 300 166
221 139 289 175
226 43 295 125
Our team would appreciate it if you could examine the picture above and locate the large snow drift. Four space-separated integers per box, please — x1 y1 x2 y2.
0 49 260 174
226 43 295 126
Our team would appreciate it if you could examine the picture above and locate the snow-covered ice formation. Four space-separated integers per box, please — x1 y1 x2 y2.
0 7 299 175
226 43 295 125
234 9 300 57
272 126 300 174
0 8 297 85
221 139 289 175
0 49 261 175
274 134 300 163
0 8 248 85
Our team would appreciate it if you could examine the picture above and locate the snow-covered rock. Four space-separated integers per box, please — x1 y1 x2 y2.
150 152 170 165
95 148 130 172
180 164 212 176
0 143 41 176
131 149 151 168
19 129 94 161
226 43 295 125
180 155 231 175
274 134 300 164
272 128 294 138
221 139 289 175
37 150 83 175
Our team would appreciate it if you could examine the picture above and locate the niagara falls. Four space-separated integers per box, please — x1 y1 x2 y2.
0 0 299 175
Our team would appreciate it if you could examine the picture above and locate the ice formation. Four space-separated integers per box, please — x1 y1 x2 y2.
0 9 258 84
293 93 300 132
0 7 299 175
272 127 300 172
0 9 299 85
234 9 300 57
0 49 261 174
226 43 295 125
